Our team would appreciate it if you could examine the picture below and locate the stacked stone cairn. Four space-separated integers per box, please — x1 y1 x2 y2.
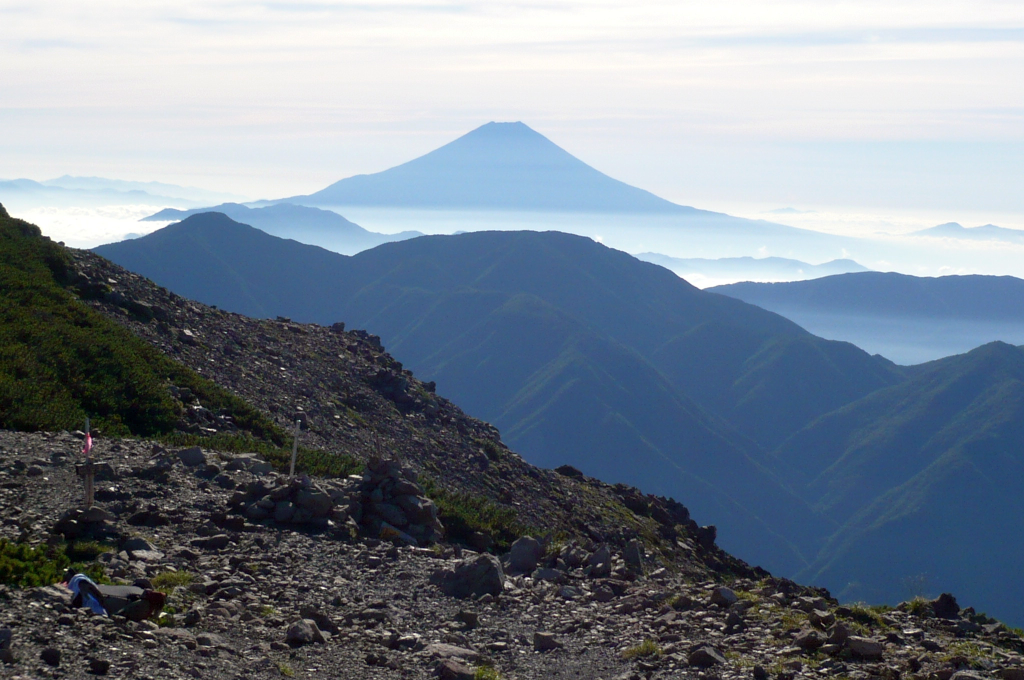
233 455 444 546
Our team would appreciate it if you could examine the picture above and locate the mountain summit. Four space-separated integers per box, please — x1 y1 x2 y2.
287 121 704 213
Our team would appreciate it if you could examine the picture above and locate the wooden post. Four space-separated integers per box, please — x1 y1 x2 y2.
288 418 301 477
83 417 94 509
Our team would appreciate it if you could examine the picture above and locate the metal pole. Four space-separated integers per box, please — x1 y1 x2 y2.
289 418 301 477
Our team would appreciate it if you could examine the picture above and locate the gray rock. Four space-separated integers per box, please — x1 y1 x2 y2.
425 643 482 663
688 646 726 667
847 636 884 660
191 534 230 550
828 622 850 646
999 669 1024 680
372 501 409 528
795 628 825 650
586 545 612 578
709 586 738 608
177 447 206 467
455 610 479 629
623 538 644 570
431 553 505 599
275 501 296 523
31 585 73 606
286 619 326 646
436 659 475 680
508 535 543 573
532 567 564 583
932 592 960 619
533 632 561 651
0 628 12 651
295 490 333 517
122 536 155 552
89 658 111 675
40 647 61 667
393 494 437 524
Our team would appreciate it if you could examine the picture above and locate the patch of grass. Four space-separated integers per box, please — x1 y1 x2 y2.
941 640 995 666
474 663 502 680
844 603 891 630
276 661 295 677
151 570 195 591
622 639 662 659
779 609 809 630
0 539 104 587
475 437 502 462
420 477 535 552
904 597 932 616
259 605 278 617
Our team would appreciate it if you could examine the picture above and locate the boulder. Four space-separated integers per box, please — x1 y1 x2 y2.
191 534 230 550
435 659 475 680
688 646 726 667
286 619 326 646
847 636 884 660
431 554 505 599
709 586 738 608
122 537 155 553
795 629 825 650
394 495 437 525
932 593 960 619
40 647 61 667
508 536 543 573
375 501 411 528
533 632 561 651
295 490 333 518
623 539 644 570
586 545 612 578
177 447 206 467
828 622 851 646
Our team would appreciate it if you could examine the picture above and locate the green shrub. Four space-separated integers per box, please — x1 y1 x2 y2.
0 539 103 587
420 478 534 552
0 210 285 449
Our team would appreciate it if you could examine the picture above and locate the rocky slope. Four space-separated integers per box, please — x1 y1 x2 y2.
2 430 1023 680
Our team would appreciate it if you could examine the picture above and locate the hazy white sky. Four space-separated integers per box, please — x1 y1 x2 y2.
2 0 1023 215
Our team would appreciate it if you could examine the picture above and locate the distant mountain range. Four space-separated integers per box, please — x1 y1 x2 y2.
711 272 1024 364
0 176 241 210
635 254 869 284
911 222 1024 244
278 122 703 213
93 213 1024 623
713 272 1024 321
142 203 422 255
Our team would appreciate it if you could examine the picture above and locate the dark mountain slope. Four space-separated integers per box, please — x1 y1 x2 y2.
94 216 915 572
777 342 1024 622
713 272 1024 321
96 213 347 320
140 203 422 255
288 122 703 213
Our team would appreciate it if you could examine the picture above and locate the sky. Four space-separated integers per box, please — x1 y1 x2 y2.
2 0 1023 223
